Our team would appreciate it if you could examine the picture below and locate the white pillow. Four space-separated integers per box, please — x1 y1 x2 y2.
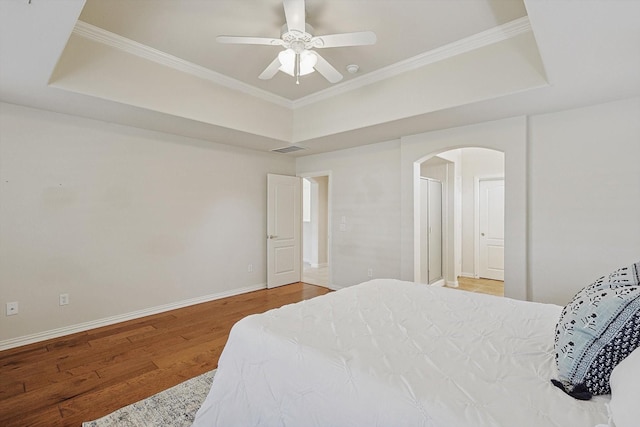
609 347 640 427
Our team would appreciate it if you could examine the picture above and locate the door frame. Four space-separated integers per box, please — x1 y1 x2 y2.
297 170 332 288
474 176 505 279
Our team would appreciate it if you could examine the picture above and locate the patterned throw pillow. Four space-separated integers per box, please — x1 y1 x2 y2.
553 261 640 399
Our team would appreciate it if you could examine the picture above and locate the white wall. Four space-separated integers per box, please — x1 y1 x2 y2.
529 97 640 303
0 102 295 345
296 98 639 305
420 157 449 181
297 117 527 300
3 97 639 347
296 141 401 288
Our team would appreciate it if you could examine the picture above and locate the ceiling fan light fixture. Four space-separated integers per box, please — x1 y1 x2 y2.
218 0 375 84
278 49 317 77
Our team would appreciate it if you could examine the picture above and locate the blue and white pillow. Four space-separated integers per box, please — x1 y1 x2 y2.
553 261 640 399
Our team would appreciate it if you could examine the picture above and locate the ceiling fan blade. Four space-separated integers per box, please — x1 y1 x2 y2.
283 0 306 33
313 52 343 83
259 57 282 80
217 35 283 46
312 31 377 48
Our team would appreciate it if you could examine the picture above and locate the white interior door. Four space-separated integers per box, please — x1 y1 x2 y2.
428 180 443 283
420 180 429 283
478 179 504 280
267 174 301 288
420 178 443 284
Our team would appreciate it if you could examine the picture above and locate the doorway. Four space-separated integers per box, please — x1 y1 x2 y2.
415 148 504 290
301 174 330 287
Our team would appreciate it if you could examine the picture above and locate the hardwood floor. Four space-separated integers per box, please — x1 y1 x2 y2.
452 276 504 297
0 282 332 427
0 278 503 426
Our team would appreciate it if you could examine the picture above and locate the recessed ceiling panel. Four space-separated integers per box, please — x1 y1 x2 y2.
78 0 527 100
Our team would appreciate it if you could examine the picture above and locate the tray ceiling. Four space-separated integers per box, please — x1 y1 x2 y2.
1 0 638 155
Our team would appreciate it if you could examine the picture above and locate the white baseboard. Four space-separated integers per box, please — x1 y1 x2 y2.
304 262 328 268
0 283 266 351
326 283 343 291
430 279 446 287
460 272 476 278
446 280 460 288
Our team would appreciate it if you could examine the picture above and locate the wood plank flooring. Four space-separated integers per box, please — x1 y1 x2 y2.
0 277 502 427
452 276 504 297
0 282 331 427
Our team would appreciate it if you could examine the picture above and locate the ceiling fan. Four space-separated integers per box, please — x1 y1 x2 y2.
216 0 377 85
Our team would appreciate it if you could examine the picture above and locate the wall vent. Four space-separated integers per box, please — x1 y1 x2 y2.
271 145 306 154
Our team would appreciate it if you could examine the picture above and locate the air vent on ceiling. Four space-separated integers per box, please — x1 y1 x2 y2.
271 145 306 154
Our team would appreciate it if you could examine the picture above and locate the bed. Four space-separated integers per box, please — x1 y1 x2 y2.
193 279 611 427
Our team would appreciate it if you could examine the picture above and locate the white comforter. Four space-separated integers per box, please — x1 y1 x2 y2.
193 279 610 427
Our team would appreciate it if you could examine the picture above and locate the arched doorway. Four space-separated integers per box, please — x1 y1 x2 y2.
415 148 505 294
399 116 528 301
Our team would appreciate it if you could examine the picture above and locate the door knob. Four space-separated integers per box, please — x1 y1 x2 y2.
267 235 278 239
481 233 485 236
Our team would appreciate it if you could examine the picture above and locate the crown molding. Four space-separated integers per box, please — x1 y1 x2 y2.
72 16 530 111
72 20 295 109
292 16 532 108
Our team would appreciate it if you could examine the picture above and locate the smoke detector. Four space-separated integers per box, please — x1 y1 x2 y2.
346 64 359 74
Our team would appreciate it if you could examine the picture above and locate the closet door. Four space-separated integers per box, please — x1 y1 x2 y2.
421 178 443 284
420 179 429 284
427 180 443 283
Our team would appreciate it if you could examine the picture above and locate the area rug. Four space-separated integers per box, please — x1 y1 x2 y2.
82 370 215 427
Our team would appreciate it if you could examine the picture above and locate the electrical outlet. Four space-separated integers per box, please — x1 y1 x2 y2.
248 264 253 273
59 293 69 306
6 301 18 316
367 268 373 278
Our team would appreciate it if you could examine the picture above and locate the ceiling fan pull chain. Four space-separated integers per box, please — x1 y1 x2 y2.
295 52 300 85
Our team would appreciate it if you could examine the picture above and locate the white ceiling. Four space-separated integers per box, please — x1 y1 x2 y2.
0 0 639 156
77 0 527 100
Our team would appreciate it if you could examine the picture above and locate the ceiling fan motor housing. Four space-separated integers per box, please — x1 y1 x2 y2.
281 23 315 51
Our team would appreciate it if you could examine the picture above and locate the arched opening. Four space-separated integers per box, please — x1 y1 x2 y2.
414 147 505 296
399 117 527 300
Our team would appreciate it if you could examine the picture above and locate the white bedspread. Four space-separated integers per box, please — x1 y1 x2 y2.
193 279 610 427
